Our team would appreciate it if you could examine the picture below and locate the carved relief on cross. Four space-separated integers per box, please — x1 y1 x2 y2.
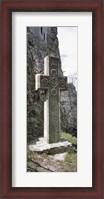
35 56 67 143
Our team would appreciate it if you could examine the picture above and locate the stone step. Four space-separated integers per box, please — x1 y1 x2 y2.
28 137 73 155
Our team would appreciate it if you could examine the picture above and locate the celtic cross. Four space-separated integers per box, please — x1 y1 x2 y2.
35 56 67 143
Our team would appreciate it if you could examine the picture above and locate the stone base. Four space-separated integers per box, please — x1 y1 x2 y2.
28 137 72 154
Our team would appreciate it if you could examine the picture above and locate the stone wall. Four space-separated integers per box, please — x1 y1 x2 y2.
27 27 77 142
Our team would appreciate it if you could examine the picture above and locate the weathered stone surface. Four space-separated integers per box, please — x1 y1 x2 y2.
51 152 68 161
35 56 67 143
27 155 64 172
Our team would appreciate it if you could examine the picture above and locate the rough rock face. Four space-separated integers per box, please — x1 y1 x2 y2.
27 27 77 142
61 84 77 136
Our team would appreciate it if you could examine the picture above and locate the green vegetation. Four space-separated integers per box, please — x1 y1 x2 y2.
27 150 48 161
60 131 77 145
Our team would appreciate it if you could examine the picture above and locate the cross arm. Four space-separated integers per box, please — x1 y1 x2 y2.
35 74 49 90
59 76 67 91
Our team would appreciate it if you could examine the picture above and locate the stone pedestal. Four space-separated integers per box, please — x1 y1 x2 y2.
28 137 72 155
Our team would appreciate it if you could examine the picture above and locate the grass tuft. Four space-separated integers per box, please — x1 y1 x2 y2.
60 131 77 145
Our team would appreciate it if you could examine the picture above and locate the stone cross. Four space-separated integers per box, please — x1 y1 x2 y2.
35 56 67 143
